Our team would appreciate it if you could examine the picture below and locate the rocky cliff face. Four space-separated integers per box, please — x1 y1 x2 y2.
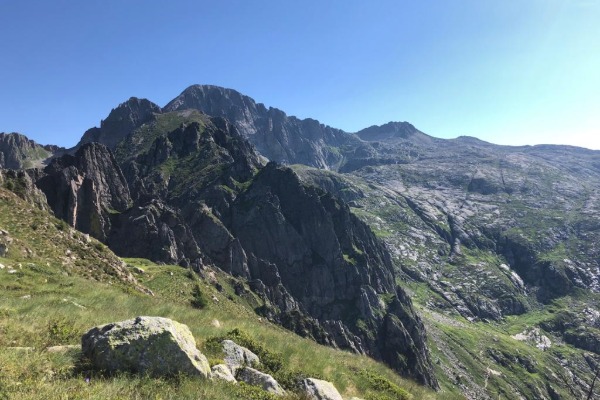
230 162 437 387
0 168 49 210
0 133 53 169
108 120 257 270
163 85 362 169
36 142 131 241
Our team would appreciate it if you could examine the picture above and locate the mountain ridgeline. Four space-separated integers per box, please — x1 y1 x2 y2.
35 109 439 387
3 84 600 399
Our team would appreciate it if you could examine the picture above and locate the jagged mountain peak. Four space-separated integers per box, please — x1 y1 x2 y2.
164 84 362 169
167 83 259 103
164 84 269 124
171 84 248 99
77 97 162 150
0 132 40 149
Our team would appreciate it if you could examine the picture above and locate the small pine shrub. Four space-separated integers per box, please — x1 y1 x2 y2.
191 283 208 309
3 177 26 198
187 268 197 281
359 369 412 400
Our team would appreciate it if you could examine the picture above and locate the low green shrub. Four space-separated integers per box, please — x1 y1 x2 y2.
191 283 209 309
232 382 280 400
359 369 412 400
46 318 79 346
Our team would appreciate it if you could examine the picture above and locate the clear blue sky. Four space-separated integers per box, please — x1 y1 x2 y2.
1 0 599 149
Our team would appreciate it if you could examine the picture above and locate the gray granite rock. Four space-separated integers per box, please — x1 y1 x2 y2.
237 367 285 396
211 363 236 383
301 378 344 400
82 316 210 378
222 339 260 374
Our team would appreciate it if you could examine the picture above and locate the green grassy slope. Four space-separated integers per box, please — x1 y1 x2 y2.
0 187 444 400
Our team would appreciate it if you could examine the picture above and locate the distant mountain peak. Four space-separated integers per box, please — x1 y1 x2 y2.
164 84 267 119
356 121 429 142
0 132 53 169
77 97 161 150
164 84 361 169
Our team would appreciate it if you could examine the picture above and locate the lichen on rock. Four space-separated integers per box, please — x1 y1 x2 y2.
81 316 210 378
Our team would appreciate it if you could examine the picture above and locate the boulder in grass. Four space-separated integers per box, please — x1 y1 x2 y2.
222 339 260 373
211 363 237 383
82 316 210 378
237 367 286 396
301 378 344 400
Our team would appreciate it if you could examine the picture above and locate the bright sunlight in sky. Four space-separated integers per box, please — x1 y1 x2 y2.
0 0 598 149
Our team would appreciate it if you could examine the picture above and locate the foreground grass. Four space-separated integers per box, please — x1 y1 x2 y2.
0 235 438 400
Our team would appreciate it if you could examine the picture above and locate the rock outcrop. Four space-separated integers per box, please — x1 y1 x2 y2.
378 292 436 387
301 378 344 400
230 162 438 387
0 229 12 257
107 199 203 266
81 316 211 378
0 168 49 210
211 364 237 383
237 367 286 396
221 339 260 374
0 132 53 169
36 142 131 241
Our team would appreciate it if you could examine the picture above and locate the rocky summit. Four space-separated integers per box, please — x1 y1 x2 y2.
1 84 600 399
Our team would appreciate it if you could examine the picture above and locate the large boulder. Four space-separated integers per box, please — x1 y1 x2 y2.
301 378 344 400
81 316 210 378
221 339 260 373
237 367 285 396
